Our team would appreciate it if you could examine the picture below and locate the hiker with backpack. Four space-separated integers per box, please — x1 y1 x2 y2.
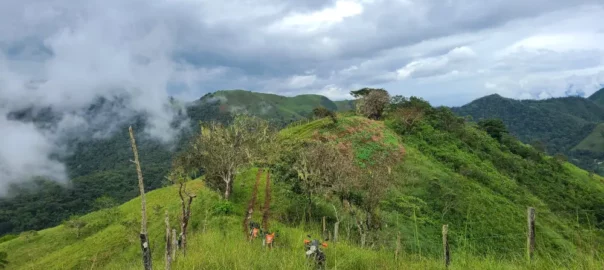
304 234 327 268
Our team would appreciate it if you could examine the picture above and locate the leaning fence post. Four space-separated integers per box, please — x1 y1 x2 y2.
527 207 535 262
442 224 450 268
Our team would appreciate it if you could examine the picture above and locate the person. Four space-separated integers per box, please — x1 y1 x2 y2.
265 232 275 249
304 235 327 267
249 221 262 241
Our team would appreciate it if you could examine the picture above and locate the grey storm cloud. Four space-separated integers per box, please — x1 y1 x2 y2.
1 0 604 189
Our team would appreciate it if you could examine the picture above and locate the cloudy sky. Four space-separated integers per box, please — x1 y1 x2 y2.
2 0 604 108
1 0 604 188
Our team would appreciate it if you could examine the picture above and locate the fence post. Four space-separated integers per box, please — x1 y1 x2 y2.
322 216 327 239
442 224 450 268
527 207 535 262
395 232 401 261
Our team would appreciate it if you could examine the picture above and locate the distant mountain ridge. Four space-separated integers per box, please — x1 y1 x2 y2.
453 88 604 175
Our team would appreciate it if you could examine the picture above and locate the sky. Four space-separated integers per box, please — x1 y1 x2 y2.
1 0 604 189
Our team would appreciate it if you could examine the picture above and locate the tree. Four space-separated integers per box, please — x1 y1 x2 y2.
312 106 338 124
63 215 87 239
166 165 196 256
531 140 547 154
292 142 360 221
350 88 382 98
478 119 509 142
354 88 390 120
186 115 275 200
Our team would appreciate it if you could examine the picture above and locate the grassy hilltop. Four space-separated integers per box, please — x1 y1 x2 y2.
1 100 603 270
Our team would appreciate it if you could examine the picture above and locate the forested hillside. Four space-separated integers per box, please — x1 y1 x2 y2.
452 89 604 176
589 88 604 106
0 90 602 269
0 90 345 236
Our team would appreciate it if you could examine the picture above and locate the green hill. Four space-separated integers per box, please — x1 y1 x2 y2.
573 123 604 152
588 88 604 107
1 103 603 269
194 90 339 125
452 93 604 175
334 100 356 112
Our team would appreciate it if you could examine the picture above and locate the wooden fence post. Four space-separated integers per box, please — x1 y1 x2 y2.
165 211 172 270
332 205 340 243
527 207 535 262
129 126 152 270
442 224 450 268
322 216 327 239
171 229 177 260
395 232 401 261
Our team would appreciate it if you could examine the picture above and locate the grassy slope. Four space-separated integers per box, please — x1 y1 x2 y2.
2 116 604 269
573 123 604 152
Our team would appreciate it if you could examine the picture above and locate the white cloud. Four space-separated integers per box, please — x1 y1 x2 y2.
500 33 604 55
271 0 364 33
396 46 476 79
0 115 67 193
287 75 318 88
485 82 497 89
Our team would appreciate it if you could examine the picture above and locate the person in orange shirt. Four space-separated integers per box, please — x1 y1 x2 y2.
265 232 275 249
248 221 262 241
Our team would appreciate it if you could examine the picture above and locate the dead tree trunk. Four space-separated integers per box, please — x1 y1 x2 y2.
261 170 272 232
223 171 233 200
178 182 196 256
332 205 340 242
354 215 367 248
129 126 152 270
165 211 172 270
244 168 263 239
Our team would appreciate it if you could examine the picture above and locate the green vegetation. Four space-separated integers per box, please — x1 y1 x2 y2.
588 87 604 106
2 90 603 269
334 100 356 112
573 123 604 152
198 90 339 125
452 93 604 175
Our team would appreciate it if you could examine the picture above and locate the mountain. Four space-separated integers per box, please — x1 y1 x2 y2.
452 93 604 175
1 105 603 269
193 90 339 126
588 87 604 106
0 90 342 236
